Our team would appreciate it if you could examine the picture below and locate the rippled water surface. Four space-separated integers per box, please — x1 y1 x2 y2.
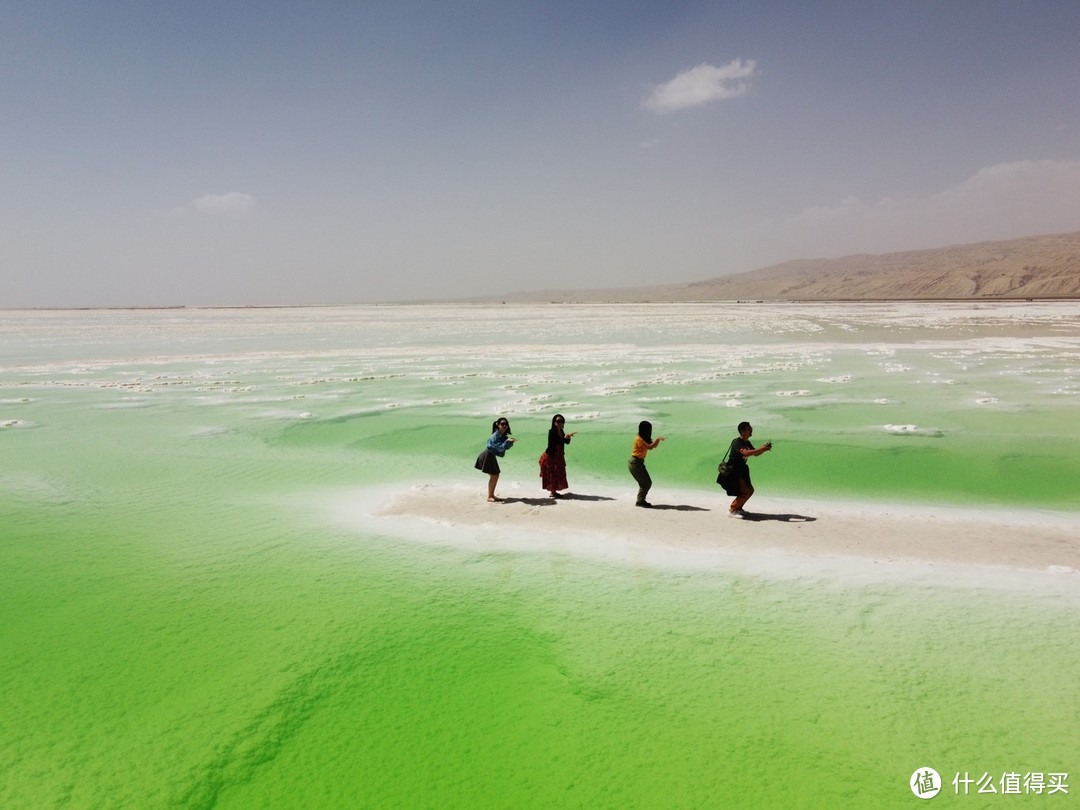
2 303 1078 807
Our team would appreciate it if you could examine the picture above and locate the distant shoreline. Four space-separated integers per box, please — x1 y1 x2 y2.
5 296 1080 312
5 229 1077 311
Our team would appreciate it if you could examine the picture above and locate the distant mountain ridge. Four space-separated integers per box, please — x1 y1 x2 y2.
494 230 1080 302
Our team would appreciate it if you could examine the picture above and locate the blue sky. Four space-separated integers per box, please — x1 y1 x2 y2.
3 1 1079 306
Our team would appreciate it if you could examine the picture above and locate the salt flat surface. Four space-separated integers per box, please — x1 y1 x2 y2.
318 480 1080 594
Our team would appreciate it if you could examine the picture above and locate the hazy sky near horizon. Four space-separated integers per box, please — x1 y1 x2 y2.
3 1 1080 307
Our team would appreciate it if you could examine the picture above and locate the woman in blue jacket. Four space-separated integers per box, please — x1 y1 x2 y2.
475 417 517 501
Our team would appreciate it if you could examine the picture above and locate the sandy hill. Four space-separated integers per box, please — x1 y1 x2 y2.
495 230 1080 302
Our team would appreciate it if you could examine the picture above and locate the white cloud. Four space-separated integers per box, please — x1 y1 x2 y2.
192 192 255 217
775 160 1080 258
642 59 758 113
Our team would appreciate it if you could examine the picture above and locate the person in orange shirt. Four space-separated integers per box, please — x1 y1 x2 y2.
628 420 666 508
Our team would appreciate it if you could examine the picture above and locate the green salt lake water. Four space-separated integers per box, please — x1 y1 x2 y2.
2 302 1078 807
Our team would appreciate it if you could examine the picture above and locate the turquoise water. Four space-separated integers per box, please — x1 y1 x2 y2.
2 303 1078 807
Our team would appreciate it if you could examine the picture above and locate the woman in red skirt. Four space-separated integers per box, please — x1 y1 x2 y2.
539 414 575 498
